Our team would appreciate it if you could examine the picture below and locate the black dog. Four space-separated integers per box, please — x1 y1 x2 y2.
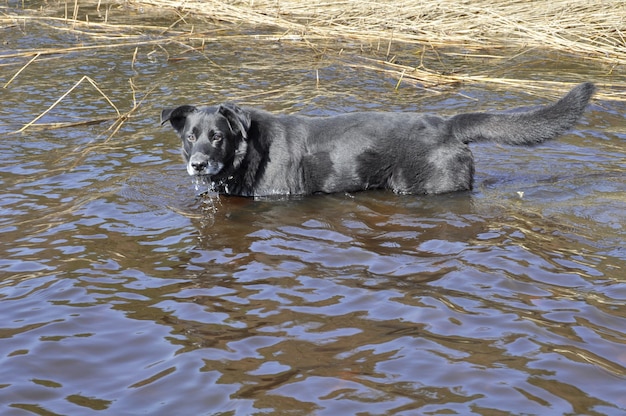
161 83 594 197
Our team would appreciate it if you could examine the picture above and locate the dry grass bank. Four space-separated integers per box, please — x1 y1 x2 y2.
133 0 626 100
3 0 625 104
139 0 626 63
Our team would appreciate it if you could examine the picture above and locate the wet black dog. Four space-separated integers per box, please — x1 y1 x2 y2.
161 83 594 197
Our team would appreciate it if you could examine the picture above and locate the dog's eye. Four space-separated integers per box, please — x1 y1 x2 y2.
212 133 223 142
186 133 196 142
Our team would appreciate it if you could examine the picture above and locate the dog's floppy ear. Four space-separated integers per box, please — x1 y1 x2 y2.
160 105 197 134
218 103 251 139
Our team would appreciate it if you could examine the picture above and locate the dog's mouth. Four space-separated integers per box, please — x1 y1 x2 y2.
187 153 223 177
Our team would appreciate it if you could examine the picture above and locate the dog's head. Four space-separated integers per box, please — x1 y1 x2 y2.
161 103 251 178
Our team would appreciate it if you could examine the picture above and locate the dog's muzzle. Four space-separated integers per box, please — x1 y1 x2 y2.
187 153 223 176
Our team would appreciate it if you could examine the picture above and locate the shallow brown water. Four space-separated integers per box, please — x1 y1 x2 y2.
1 2 626 415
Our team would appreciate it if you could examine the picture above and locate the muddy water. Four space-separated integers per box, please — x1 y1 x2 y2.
1 2 626 415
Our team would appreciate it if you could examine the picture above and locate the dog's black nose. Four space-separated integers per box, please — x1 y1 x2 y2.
191 160 207 172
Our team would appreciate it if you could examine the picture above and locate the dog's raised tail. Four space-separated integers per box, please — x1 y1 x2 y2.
450 82 595 146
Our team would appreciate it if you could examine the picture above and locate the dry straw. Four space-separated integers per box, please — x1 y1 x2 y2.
138 0 626 99
4 0 625 135
139 0 626 62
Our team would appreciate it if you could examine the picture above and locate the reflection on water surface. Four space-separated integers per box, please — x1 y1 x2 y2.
1 2 625 415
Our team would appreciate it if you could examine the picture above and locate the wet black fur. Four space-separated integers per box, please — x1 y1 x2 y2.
161 83 595 197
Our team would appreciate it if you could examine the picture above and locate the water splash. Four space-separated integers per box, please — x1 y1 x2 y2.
191 176 221 214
